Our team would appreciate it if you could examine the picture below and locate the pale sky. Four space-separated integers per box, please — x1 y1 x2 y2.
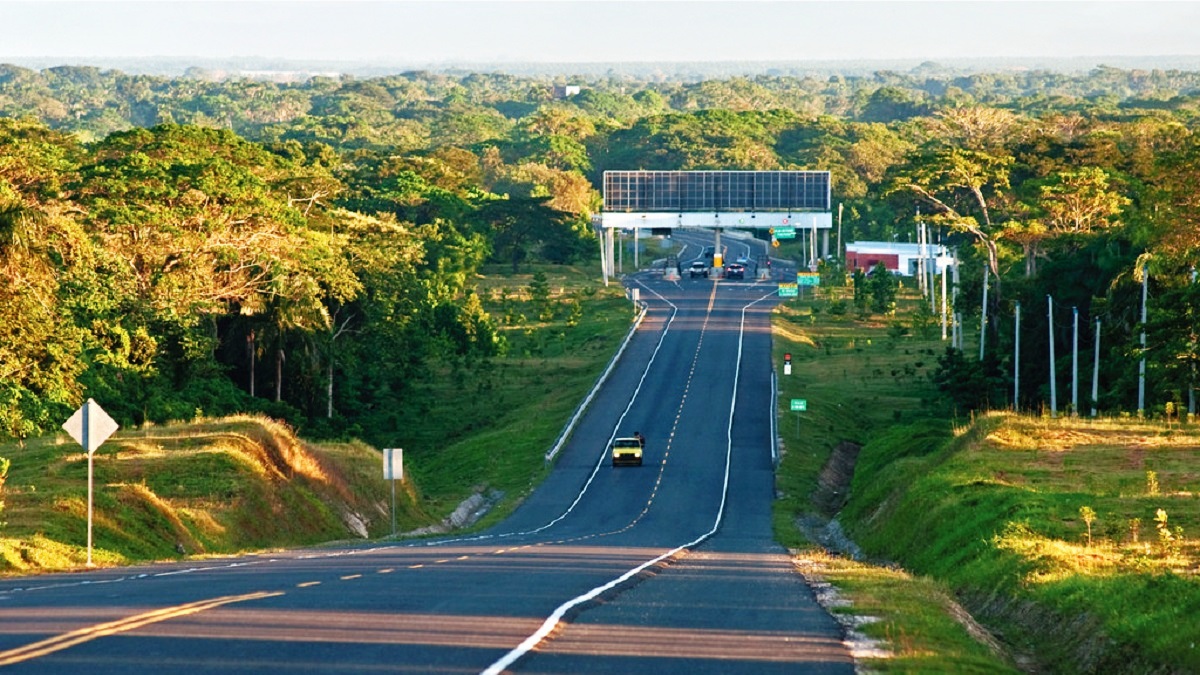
1 1 1198 65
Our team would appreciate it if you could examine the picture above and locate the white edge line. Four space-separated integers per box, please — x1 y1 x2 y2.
544 301 649 464
481 287 778 675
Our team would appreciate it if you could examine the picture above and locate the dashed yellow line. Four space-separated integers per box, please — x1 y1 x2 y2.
0 591 283 666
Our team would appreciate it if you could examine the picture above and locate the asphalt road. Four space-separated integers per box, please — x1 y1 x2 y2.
0 253 853 674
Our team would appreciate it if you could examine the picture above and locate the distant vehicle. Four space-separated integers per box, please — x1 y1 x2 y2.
724 263 745 280
702 246 715 260
735 256 750 265
688 261 709 278
612 435 644 467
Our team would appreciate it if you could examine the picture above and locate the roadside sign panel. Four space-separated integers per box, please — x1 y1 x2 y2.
62 399 119 455
797 272 820 286
778 283 798 297
790 399 807 412
383 448 403 481
774 227 797 239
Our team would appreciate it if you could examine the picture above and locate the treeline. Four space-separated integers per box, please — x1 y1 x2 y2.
1 63 1199 443
0 118 594 443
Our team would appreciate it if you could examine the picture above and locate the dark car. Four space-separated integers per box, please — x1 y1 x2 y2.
724 263 745 280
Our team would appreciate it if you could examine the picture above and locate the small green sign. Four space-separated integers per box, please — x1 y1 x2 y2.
790 398 807 412
774 226 797 239
778 283 798 297
796 272 820 286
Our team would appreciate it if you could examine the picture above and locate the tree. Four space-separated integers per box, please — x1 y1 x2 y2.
868 262 897 313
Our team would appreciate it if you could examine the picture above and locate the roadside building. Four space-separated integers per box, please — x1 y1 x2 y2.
845 241 953 276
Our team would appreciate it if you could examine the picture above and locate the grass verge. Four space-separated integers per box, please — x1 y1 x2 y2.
773 280 1200 672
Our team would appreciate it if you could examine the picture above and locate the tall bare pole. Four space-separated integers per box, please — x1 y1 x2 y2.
1092 317 1101 417
837 202 844 260
941 261 949 340
1138 265 1147 416
1072 307 1080 417
1191 267 1198 419
1014 301 1020 410
1048 295 1057 418
980 263 989 361
634 226 639 270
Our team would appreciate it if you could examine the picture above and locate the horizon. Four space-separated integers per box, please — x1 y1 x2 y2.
3 1 1199 70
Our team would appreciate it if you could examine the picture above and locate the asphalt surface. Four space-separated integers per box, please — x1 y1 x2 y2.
0 240 854 674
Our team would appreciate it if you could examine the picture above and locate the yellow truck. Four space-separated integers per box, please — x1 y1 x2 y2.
611 434 644 467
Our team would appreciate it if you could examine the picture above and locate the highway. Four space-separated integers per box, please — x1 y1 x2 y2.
0 235 854 673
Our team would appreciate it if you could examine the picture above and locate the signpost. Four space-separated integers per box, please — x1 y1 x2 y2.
383 448 403 536
773 226 797 240
62 399 119 567
790 398 807 436
796 272 820 286
778 283 798 297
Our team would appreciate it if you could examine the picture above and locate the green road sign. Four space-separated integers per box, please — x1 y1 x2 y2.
774 226 796 239
796 272 820 286
778 283 798 297
790 398 807 411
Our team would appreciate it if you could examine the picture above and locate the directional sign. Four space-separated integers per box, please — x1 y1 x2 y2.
778 283 798 297
797 272 820 286
63 399 119 455
790 399 808 412
774 226 797 239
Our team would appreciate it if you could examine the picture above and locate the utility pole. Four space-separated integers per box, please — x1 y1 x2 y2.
1014 301 1020 410
941 261 948 340
1072 307 1079 417
1092 317 1101 417
980 263 989 361
1048 295 1057 419
1139 265 1147 417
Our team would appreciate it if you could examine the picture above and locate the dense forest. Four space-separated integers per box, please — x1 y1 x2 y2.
1 62 1198 445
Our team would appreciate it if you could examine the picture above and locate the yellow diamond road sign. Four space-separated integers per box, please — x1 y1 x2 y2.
63 399 119 455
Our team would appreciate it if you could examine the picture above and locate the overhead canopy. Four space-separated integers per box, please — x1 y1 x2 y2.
603 170 831 213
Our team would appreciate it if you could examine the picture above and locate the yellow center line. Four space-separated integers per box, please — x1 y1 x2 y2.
0 590 284 666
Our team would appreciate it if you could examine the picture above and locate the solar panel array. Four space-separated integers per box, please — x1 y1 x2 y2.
603 171 830 213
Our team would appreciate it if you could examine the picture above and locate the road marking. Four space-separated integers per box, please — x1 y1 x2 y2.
377 568 394 574
0 591 283 666
297 581 321 588
484 288 781 675
340 574 362 580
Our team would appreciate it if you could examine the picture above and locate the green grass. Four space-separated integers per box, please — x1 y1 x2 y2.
0 415 419 573
386 263 635 522
770 281 1200 672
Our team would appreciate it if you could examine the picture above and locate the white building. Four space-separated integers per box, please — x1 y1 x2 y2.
845 241 954 277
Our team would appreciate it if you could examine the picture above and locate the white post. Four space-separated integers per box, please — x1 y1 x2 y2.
1072 307 1079 417
1139 265 1147 416
837 202 844 260
634 226 640 270
941 260 948 340
617 229 623 274
85 402 93 567
597 225 609 287
980 263 989 360
1092 317 1101 417
1191 267 1198 419
1014 301 1020 410
1048 295 1057 419
917 220 926 296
